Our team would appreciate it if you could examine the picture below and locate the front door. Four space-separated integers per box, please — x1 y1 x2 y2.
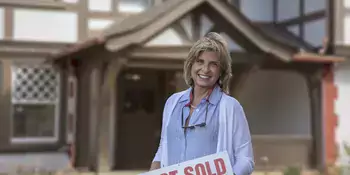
114 69 174 170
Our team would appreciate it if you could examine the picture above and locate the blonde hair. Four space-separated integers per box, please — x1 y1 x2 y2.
183 32 232 93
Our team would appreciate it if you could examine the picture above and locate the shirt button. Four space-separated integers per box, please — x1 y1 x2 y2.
196 109 199 112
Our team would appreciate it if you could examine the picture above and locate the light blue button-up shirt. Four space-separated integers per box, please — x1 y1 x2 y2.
166 85 223 166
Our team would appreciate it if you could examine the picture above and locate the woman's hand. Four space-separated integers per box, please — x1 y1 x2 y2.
149 161 161 171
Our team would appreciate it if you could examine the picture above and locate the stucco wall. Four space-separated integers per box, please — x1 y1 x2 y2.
239 70 311 136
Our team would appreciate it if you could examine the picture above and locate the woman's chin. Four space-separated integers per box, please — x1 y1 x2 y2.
194 81 215 89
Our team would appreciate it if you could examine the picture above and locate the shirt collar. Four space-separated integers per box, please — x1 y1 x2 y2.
179 84 223 105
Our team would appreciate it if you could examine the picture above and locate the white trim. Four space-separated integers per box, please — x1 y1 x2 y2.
11 137 58 144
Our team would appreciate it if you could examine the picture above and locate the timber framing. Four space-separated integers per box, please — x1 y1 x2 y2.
326 0 334 54
276 10 326 26
48 0 300 63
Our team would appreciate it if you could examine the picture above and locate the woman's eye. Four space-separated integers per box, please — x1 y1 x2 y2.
211 63 219 67
196 59 203 64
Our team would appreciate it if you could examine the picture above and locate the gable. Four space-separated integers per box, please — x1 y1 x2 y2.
143 13 243 51
49 0 308 62
104 0 297 62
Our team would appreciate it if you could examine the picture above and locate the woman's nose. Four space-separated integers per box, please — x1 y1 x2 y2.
202 64 210 73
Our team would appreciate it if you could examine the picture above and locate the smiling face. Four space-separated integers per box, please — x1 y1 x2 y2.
190 51 221 89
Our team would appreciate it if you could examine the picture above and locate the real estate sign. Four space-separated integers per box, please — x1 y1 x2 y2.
140 151 233 175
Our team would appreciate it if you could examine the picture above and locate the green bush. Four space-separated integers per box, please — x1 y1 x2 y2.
283 166 301 175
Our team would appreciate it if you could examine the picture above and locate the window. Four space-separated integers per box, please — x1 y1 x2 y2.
11 65 60 143
118 0 152 13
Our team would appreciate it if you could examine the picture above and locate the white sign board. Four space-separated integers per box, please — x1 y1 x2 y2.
140 151 233 175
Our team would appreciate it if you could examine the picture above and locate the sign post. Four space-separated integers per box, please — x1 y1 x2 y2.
140 151 233 175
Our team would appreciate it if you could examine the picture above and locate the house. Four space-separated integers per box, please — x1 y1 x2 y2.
0 0 349 174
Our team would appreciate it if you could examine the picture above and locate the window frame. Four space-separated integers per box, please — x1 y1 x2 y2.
10 64 60 144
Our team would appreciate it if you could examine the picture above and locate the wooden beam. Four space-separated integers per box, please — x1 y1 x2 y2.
105 0 202 51
4 7 13 39
171 22 193 44
0 40 71 57
129 46 266 64
326 0 335 54
305 71 324 170
98 57 126 171
201 3 263 52
129 46 191 61
0 0 69 9
88 63 103 171
299 0 305 38
276 10 326 26
78 0 89 41
75 61 95 169
127 60 184 70
101 57 127 106
192 9 201 41
293 53 345 63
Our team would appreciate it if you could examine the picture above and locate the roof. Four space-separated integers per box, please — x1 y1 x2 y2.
255 24 316 51
47 0 344 64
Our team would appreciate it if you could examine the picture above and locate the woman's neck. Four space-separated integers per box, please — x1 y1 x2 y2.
192 85 212 106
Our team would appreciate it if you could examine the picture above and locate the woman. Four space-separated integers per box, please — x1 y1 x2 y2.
150 32 254 175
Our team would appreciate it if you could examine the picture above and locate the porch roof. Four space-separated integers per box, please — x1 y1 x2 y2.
46 0 345 64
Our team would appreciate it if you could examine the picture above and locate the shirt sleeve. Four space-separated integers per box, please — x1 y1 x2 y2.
153 139 162 162
232 102 255 175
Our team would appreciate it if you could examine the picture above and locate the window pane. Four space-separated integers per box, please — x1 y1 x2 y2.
118 0 152 13
89 0 112 12
62 0 79 3
88 18 113 30
13 104 55 138
12 65 59 103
